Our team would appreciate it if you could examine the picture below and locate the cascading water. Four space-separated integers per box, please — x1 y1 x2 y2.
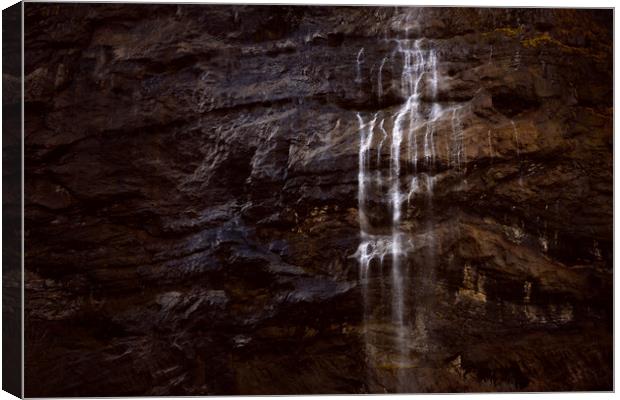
355 34 450 390
356 48 365 86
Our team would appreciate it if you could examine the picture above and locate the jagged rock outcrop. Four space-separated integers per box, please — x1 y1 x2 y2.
23 4 612 395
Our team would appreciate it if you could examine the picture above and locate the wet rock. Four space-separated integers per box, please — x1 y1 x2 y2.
23 4 611 396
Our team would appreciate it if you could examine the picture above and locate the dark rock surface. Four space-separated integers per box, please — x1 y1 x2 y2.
3 3 24 396
23 4 612 395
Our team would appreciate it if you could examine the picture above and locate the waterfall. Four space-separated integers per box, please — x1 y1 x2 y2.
450 108 465 171
356 48 365 85
377 57 388 99
355 36 442 391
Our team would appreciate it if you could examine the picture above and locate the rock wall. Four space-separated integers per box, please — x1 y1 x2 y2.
24 4 612 395
3 3 24 396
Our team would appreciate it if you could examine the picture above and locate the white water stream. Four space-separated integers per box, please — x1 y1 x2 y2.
355 36 453 389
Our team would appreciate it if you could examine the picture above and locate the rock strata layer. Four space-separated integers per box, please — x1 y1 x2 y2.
23 4 612 395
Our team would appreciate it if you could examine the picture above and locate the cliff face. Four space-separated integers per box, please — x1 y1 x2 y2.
24 4 612 395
